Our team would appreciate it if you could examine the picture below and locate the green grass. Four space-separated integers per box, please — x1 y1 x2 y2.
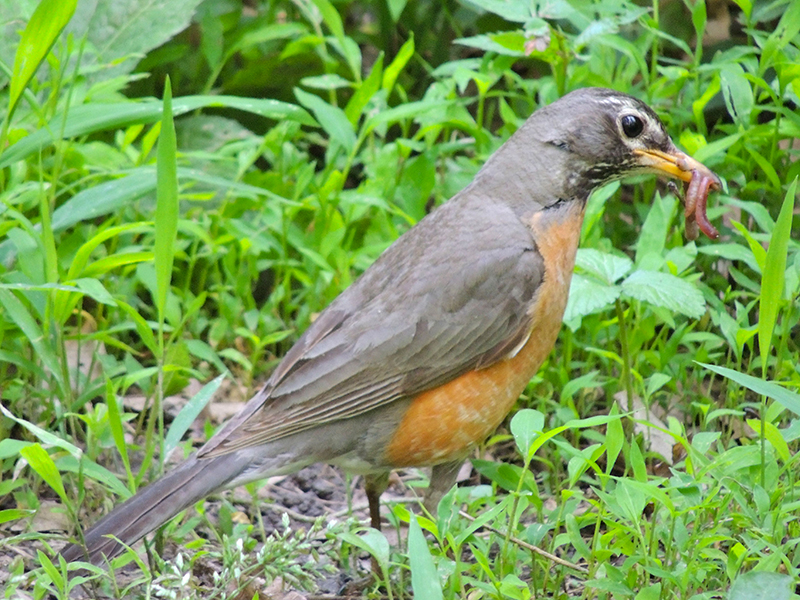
1 0 799 598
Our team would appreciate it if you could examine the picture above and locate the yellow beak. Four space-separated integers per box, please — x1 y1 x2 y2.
633 148 721 189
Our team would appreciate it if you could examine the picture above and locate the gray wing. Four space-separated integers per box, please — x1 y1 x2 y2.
199 197 545 457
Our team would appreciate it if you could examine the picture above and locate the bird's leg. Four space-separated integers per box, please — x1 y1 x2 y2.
364 472 390 530
363 472 390 578
423 459 463 516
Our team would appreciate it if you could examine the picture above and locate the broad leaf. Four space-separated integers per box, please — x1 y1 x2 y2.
728 571 792 600
621 270 705 319
576 249 633 284
563 273 621 322
720 63 754 127
294 88 356 154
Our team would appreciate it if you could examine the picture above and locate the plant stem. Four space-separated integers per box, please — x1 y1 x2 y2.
615 299 635 408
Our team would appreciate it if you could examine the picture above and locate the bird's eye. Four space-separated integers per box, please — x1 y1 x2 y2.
621 114 644 138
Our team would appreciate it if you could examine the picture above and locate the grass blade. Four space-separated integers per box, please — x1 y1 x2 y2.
697 362 800 416
408 514 444 600
155 78 179 327
7 0 77 121
164 374 225 460
0 96 315 169
758 178 796 372
105 378 133 491
0 289 65 392
19 443 67 504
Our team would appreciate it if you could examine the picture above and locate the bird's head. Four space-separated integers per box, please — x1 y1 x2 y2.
536 87 721 196
474 87 721 238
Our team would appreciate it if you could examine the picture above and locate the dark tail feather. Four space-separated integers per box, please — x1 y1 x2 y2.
60 453 247 565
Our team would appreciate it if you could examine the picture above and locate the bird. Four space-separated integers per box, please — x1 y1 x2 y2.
60 87 720 565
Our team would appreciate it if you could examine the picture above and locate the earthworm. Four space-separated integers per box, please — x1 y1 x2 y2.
672 160 720 241
685 171 720 240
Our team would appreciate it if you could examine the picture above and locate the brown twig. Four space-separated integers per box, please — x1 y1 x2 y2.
458 510 588 574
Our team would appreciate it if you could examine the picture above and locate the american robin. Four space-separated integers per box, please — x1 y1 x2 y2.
61 87 720 565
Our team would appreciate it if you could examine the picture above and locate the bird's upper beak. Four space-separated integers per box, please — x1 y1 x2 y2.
633 147 721 190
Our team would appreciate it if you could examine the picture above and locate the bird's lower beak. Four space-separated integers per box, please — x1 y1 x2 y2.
633 147 721 189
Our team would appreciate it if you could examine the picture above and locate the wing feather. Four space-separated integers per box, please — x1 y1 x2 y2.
199 196 545 458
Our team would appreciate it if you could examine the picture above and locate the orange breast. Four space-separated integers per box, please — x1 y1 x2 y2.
383 205 585 467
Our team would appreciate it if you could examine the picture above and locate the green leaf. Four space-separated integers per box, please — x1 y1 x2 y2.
364 99 450 132
565 513 592 560
20 443 67 504
300 74 353 90
72 278 116 306
728 0 752 18
645 373 672 399
746 419 791 463
698 363 800 417
621 270 705 319
0 404 81 457
66 0 202 81
576 249 632 284
693 131 743 163
761 0 800 70
7 0 77 120
605 404 623 476
635 584 662 600
345 53 383 125
699 243 760 273
730 221 766 272
728 571 792 600
690 0 707 46
56 171 156 232
164 375 225 460
453 497 512 547
563 273 621 323
758 178 796 370
510 409 544 462
719 63 753 127
382 34 414 93
37 549 63 591
635 193 676 265
310 0 344 39
583 182 619 233
155 78 179 324
408 515 443 600
455 34 525 57
339 529 390 569
105 379 133 490
294 88 356 154
55 455 131 499
0 96 315 169
117 300 158 356
229 23 306 59
0 509 35 524
629 439 647 482
458 0 531 22
613 479 647 524
386 0 409 22
185 340 230 377
472 459 531 493
0 289 65 391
